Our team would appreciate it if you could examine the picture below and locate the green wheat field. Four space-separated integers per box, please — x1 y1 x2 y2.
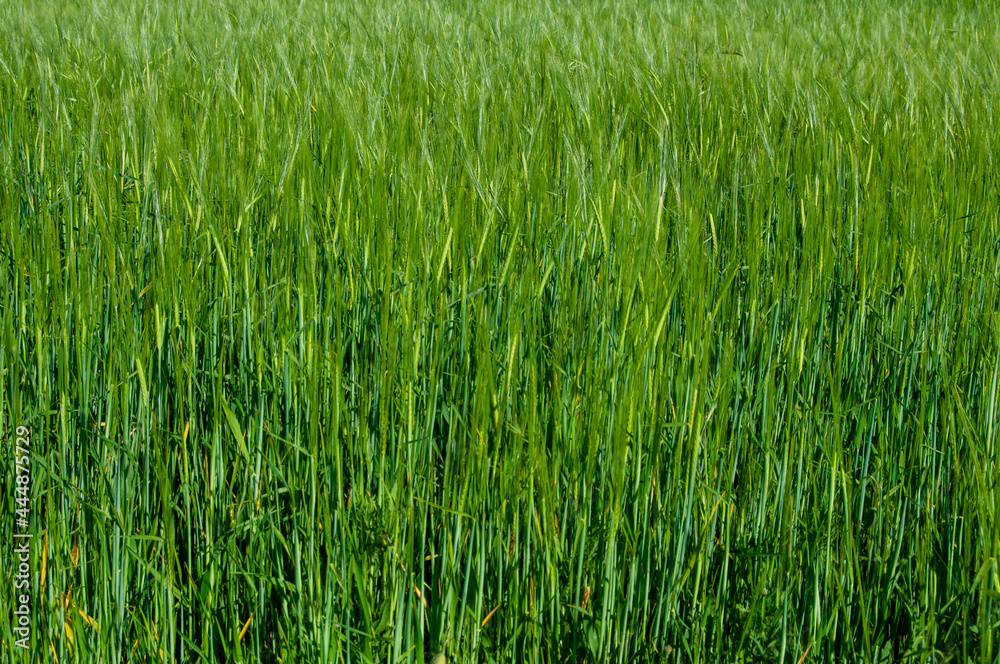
2 0 1000 662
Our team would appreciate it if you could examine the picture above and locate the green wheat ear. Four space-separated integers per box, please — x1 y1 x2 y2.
430 653 446 664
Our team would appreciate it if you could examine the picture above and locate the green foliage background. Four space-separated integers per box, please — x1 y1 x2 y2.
2 0 999 662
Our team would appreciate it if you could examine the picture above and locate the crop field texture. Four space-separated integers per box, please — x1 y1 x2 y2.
1 0 999 662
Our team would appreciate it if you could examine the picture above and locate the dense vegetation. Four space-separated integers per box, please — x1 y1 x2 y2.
2 0 999 662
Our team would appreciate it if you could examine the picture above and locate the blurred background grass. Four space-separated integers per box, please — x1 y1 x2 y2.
1 0 999 662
